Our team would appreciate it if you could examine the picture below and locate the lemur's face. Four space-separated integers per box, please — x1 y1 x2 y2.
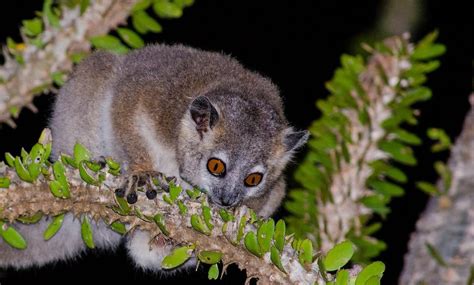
177 95 308 210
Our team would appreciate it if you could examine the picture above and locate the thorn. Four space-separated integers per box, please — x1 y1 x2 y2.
26 103 38 113
5 118 16 128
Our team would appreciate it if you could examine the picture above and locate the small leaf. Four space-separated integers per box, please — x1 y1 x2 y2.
201 205 214 231
416 181 439 196
73 143 91 164
0 222 27 249
190 214 211 235
22 18 43 37
169 183 182 202
355 261 385 285
411 43 446 60
323 240 355 271
105 157 120 170
218 209 234 222
5 152 15 167
0 177 10 188
393 129 422 145
335 269 350 285
298 239 313 266
425 242 447 267
198 250 222 264
434 161 452 193
236 215 249 243
177 200 188 215
132 11 162 34
90 35 128 54
378 140 417 165
274 219 286 251
14 156 33 182
208 263 219 280
79 161 100 185
365 276 382 285
368 180 404 197
153 1 183 18
53 160 70 197
43 0 60 28
161 245 195 269
110 221 127 235
257 219 274 253
132 0 152 12
244 232 262 257
270 246 286 273
17 212 43 224
81 216 95 249
117 28 144 49
153 213 169 236
43 214 65 240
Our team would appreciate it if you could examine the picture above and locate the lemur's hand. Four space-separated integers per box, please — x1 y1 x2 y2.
114 171 177 204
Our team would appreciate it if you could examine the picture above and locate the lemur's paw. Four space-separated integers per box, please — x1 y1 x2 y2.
115 171 177 204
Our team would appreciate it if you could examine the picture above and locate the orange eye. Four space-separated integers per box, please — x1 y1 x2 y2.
207 158 226 177
244 173 263 187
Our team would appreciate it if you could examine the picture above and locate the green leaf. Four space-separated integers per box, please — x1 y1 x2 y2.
323 240 355 271
378 140 416 165
161 245 194 269
90 35 128 54
244 231 262 257
51 71 65 86
0 222 27 249
169 183 182 202
43 213 65 240
399 87 432 107
298 239 313 266
411 43 446 60
0 177 10 188
364 276 381 285
257 219 274 253
270 246 286 273
198 250 222 264
201 205 214 231
368 180 404 197
208 263 219 280
274 219 286 251
190 214 210 235
22 18 43 36
17 212 43 224
73 143 91 164
53 160 70 197
110 221 127 235
153 0 183 18
117 28 144 49
132 0 152 12
236 215 249 243
335 269 350 285
132 11 163 34
81 216 95 249
153 213 169 236
427 128 451 152
5 152 15 167
393 129 422 145
355 261 385 285
177 200 188 215
425 242 447 266
218 209 234 222
14 156 33 182
416 181 439 196
360 195 390 217
79 161 100 185
43 0 60 28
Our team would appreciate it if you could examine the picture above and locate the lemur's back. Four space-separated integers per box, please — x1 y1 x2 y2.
51 44 284 159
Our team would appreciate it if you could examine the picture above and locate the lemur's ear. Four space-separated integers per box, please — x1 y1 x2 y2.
190 96 219 135
283 129 310 152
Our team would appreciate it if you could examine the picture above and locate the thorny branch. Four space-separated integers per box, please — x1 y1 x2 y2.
0 0 138 127
0 160 326 284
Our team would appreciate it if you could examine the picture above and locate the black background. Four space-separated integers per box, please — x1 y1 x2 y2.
0 1 471 284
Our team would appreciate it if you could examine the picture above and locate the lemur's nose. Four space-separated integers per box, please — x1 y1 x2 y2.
213 190 238 208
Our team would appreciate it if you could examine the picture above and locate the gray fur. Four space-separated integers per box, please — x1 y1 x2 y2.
0 44 308 272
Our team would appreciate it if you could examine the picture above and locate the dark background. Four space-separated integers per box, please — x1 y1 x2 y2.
0 1 471 284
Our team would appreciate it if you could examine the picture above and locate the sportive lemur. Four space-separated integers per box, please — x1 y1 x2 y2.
0 44 309 271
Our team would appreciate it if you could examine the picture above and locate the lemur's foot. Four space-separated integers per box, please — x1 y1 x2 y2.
115 171 177 204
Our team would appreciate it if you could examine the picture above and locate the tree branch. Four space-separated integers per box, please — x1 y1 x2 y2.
0 148 326 284
400 94 474 285
0 0 138 127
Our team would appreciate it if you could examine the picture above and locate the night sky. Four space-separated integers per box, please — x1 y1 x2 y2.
0 1 471 284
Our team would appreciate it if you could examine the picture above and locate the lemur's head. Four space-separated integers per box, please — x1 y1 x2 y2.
177 84 308 210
